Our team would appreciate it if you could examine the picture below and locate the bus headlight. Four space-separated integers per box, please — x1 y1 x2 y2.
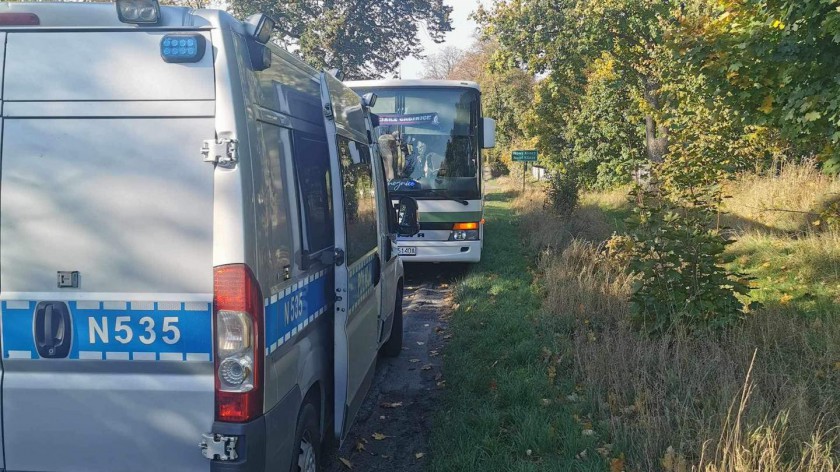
450 230 479 241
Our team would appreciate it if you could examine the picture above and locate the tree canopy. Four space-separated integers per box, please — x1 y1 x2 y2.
229 0 454 79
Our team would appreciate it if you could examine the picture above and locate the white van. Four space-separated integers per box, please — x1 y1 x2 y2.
0 3 417 472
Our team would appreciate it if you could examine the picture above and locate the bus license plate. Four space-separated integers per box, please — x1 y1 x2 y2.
398 247 417 256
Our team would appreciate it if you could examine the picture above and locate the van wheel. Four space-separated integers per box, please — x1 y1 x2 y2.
380 287 404 357
291 403 320 472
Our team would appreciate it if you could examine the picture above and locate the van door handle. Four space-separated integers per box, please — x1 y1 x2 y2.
372 254 382 287
34 301 72 359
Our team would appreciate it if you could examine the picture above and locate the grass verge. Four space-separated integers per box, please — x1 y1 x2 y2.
429 183 609 471
514 166 840 472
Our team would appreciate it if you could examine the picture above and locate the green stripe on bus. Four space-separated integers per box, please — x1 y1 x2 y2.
420 211 483 223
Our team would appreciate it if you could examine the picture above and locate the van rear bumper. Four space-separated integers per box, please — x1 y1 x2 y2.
210 388 300 472
210 417 267 472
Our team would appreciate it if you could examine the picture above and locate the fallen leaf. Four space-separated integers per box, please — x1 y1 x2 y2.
541 398 552 406
434 326 445 334
582 429 596 437
610 455 626 472
780 293 793 305
443 334 453 340
380 402 403 409
421 364 433 371
526 449 532 456
424 324 430 327
576 450 588 460
417 341 425 346
372 432 388 441
379 415 386 420
409 358 421 363
430 350 439 357
415 452 425 459
355 441 366 452
434 373 443 381
339 457 353 469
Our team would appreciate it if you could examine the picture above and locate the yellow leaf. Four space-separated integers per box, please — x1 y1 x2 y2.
339 457 353 469
759 95 774 114
610 455 626 472
780 294 793 305
372 432 388 440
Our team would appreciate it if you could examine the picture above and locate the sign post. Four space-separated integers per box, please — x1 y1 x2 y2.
511 150 538 192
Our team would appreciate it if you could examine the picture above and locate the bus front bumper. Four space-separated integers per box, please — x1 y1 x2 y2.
395 240 482 263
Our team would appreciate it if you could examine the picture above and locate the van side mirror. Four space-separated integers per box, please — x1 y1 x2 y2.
397 197 420 237
482 118 496 149
247 40 271 71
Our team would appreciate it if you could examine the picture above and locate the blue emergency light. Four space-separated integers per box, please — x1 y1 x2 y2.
160 35 206 63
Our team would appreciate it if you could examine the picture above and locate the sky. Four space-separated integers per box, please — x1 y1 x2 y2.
400 0 493 79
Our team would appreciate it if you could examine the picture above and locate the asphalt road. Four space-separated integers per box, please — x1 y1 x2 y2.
323 263 466 472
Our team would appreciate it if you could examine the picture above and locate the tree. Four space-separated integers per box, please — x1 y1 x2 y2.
422 46 465 79
229 0 453 79
475 0 677 164
681 0 840 171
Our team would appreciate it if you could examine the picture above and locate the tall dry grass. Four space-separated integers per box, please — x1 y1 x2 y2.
511 168 840 472
723 162 840 233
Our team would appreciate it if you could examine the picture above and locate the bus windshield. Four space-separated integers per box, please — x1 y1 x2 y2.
357 87 481 199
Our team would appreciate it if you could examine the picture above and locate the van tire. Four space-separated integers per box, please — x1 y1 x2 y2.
380 287 403 357
291 403 321 472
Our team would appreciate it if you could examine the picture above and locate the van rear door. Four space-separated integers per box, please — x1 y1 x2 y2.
0 30 6 472
0 30 216 472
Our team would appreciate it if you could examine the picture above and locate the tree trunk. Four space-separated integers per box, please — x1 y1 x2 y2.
643 77 668 163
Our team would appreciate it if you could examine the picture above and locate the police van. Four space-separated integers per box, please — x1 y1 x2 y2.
0 2 418 472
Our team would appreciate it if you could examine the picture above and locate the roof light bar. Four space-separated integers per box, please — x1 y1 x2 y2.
0 13 40 26
116 0 160 25
161 34 206 63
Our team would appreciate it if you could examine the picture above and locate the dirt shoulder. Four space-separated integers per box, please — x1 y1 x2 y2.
324 265 460 472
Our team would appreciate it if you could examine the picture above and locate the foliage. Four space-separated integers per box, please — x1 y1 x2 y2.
476 0 678 170
228 0 453 79
563 54 647 188
681 0 840 171
547 168 580 219
626 182 749 335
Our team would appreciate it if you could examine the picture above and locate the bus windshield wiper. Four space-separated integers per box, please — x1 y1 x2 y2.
427 189 469 206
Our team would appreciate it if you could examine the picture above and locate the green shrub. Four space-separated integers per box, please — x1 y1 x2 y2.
546 168 580 219
626 185 750 335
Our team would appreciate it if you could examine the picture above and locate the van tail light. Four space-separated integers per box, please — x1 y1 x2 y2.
213 264 264 423
0 13 40 25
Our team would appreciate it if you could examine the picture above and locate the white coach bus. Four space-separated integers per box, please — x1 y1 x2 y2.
347 80 496 263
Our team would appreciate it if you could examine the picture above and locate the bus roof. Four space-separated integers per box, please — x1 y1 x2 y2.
346 79 481 92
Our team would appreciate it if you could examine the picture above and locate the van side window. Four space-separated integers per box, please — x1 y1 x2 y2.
338 136 378 264
255 123 294 275
293 131 334 254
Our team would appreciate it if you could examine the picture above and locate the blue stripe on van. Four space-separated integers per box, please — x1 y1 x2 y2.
348 252 377 312
1 300 212 361
264 269 332 355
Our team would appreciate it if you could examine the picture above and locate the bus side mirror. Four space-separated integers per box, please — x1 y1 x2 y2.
482 118 496 149
397 197 420 237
